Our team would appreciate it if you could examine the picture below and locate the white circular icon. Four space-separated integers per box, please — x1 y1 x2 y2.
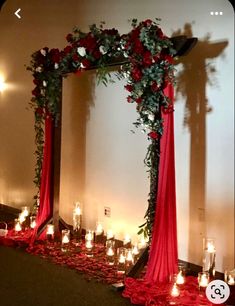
206 280 230 304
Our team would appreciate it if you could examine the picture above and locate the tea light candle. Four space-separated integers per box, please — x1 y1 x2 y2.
15 220 22 232
85 240 93 249
30 216 36 229
228 275 235 285
126 249 134 264
47 224 54 235
207 241 216 253
132 244 139 256
107 247 114 256
95 222 103 235
171 283 180 297
119 253 126 264
138 236 148 249
21 206 30 218
61 229 70 244
18 213 26 224
176 270 185 285
198 272 209 287
106 229 114 240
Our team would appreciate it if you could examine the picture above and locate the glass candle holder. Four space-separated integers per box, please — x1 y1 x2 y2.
176 264 186 285
30 216 37 229
46 224 54 241
95 222 104 243
14 218 22 232
198 272 209 289
106 240 115 265
202 238 216 277
225 269 235 286
117 247 126 274
73 202 82 236
171 283 180 297
61 229 70 252
85 230 94 242
18 212 26 224
21 206 30 218
125 248 134 268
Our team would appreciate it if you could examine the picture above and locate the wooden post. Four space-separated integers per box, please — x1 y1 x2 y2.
51 77 63 233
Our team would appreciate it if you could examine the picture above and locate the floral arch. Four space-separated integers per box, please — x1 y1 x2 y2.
28 18 194 283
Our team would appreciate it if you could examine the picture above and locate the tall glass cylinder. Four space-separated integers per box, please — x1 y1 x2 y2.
202 238 216 277
73 202 82 238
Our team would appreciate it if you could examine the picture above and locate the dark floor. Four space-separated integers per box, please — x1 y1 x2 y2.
0 246 132 306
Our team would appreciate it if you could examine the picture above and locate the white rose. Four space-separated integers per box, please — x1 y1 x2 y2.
35 66 42 72
99 45 107 55
43 80 47 87
77 47 86 57
54 63 59 69
40 49 46 56
148 114 155 121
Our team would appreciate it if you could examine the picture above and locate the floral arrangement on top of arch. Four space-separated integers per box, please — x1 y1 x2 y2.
28 18 176 238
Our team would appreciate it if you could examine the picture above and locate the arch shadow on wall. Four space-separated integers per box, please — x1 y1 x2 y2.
172 23 228 264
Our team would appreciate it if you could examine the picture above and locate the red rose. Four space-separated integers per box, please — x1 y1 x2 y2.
64 45 72 55
81 58 91 68
133 39 144 55
33 79 40 85
92 49 102 59
156 28 164 38
35 107 44 115
127 96 133 103
32 87 40 97
148 131 158 139
131 67 142 82
151 81 160 92
72 54 79 62
143 51 152 67
143 19 152 26
135 97 142 104
79 34 97 52
66 33 73 42
49 48 61 63
124 84 133 92
131 28 140 40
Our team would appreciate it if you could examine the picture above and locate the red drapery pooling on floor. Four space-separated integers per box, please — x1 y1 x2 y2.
145 83 178 283
31 115 53 243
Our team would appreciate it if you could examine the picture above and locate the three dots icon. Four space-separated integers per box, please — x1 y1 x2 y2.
210 11 223 15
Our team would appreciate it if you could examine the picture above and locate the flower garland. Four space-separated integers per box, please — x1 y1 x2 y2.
28 19 175 238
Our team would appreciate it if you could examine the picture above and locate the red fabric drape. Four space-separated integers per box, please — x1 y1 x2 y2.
145 83 178 283
30 115 53 243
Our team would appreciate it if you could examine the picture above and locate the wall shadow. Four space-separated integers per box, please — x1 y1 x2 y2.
60 71 95 221
172 23 228 264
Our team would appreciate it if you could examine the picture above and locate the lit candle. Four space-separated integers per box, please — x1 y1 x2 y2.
15 220 22 232
198 272 209 287
85 240 93 249
106 229 114 240
171 283 180 297
126 249 134 264
107 247 114 256
95 222 103 235
119 253 126 264
138 236 148 249
18 213 26 224
74 202 82 216
61 229 70 244
21 206 30 218
228 275 235 286
207 242 216 253
132 244 139 256
30 216 36 229
46 224 54 235
85 230 93 241
123 234 131 246
176 270 185 285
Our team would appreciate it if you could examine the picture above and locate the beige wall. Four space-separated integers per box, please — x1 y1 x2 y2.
0 0 234 272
